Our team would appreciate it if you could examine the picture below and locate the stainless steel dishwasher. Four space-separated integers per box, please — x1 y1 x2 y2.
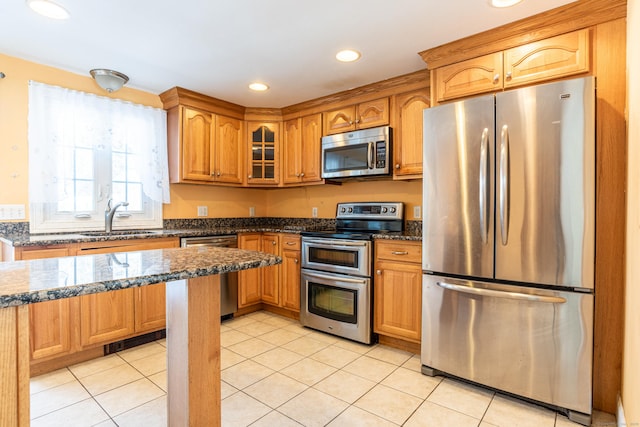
180 235 238 318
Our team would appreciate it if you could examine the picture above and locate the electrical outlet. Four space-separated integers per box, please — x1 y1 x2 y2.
249 207 255 217
197 206 208 217
312 207 318 218
0 204 26 220
413 206 421 219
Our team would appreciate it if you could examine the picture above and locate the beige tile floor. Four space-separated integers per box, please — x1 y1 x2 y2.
30 310 615 426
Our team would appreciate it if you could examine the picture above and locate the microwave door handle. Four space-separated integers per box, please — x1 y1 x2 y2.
368 141 374 169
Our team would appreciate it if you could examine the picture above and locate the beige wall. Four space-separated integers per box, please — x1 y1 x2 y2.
0 53 422 221
623 0 639 423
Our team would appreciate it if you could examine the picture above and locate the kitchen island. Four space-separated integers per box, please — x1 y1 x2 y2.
0 246 281 427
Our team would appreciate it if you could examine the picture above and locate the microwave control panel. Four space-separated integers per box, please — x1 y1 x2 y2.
376 141 387 168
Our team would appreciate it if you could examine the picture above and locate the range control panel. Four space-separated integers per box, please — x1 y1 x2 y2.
336 202 403 220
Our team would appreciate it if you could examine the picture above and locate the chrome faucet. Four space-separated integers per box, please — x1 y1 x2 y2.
105 199 129 233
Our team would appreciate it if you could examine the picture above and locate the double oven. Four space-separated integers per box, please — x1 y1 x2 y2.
300 202 403 344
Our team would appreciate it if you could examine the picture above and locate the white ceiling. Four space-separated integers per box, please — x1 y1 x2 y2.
0 0 576 108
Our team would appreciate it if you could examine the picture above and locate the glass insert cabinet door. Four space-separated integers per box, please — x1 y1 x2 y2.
247 121 280 184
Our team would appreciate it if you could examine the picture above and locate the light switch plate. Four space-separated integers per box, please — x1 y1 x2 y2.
413 206 421 219
312 207 318 218
0 204 26 220
197 206 208 217
249 207 255 217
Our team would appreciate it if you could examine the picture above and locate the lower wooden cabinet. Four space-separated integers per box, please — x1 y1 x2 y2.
374 240 422 343
80 289 135 347
135 283 167 333
238 233 263 307
280 235 301 311
5 238 179 364
238 232 301 312
260 233 281 305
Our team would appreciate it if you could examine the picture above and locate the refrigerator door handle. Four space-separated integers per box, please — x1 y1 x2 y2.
436 281 567 304
499 124 510 246
479 127 490 244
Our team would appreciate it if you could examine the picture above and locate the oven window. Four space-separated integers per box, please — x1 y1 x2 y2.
324 144 369 172
308 282 358 324
308 247 359 269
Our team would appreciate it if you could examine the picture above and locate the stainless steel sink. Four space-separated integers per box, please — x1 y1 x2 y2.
79 230 159 237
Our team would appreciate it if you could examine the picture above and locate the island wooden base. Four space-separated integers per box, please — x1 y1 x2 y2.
166 275 221 426
0 305 29 427
0 275 222 427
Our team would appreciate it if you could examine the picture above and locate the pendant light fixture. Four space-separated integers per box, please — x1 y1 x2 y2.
90 69 129 93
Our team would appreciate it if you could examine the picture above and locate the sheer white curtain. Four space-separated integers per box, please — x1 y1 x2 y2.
28 81 170 204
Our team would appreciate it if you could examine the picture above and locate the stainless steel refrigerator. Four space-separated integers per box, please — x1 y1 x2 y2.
421 76 595 425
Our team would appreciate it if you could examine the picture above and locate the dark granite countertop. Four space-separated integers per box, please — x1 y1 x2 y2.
0 224 422 247
0 246 281 308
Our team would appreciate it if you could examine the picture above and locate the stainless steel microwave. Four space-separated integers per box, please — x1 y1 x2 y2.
321 126 392 179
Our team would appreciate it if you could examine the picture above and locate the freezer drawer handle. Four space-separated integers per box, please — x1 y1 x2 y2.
499 124 511 246
479 127 490 244
436 281 567 304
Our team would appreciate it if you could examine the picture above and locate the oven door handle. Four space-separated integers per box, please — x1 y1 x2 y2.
302 238 369 247
303 270 368 285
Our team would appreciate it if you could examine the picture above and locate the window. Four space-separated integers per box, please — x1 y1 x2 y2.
28 81 170 234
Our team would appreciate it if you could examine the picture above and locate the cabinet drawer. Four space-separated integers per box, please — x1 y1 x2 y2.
375 241 421 263
281 234 301 250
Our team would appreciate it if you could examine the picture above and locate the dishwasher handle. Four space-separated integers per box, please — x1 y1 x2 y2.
181 235 238 248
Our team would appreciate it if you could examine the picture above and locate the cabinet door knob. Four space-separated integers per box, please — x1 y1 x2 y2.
295 173 300 177
376 269 382 275
217 171 221 176
272 241 277 245
493 73 500 84
395 164 400 169
300 172 305 177
248 174 252 179
295 259 299 264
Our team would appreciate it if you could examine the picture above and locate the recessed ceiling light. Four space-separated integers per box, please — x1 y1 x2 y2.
336 49 361 63
249 82 269 92
26 0 70 19
490 0 523 7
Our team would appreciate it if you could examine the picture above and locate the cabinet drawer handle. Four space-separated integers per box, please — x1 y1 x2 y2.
286 242 296 246
391 251 409 255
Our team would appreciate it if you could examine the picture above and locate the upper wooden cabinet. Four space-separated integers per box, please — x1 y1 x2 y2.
503 29 590 89
282 114 323 185
323 98 389 135
172 106 244 185
392 89 430 179
246 122 280 186
435 52 503 102
161 87 245 186
434 29 591 102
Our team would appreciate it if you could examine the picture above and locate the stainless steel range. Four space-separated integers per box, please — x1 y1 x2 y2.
300 202 404 344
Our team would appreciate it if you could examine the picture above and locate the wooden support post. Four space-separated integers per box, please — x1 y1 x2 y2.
166 275 221 426
0 305 30 427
